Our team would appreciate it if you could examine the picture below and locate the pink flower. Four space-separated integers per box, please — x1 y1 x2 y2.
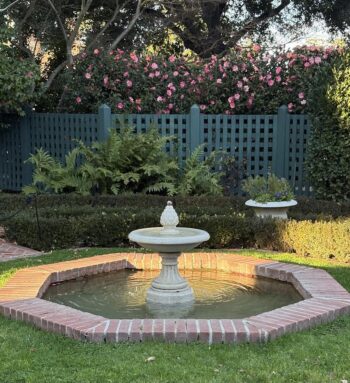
135 98 142 105
184 71 190 76
298 92 305 99
252 44 261 52
173 71 179 76
166 89 172 97
130 52 139 63
93 48 99 55
168 103 174 110
234 93 240 100
237 81 243 88
315 56 322 64
268 79 274 87
149 72 155 78
163 73 169 80
210 100 215 105
228 96 235 103
129 97 134 103
288 102 294 110
136 106 142 112
103 76 109 85
180 94 185 100
276 66 282 75
151 62 158 69
276 76 281 82
169 55 176 63
180 81 186 89
76 96 81 104
117 102 124 109
216 79 222 84
229 101 235 109
304 62 311 68
126 80 133 88
309 57 315 65
155 71 160 77
200 104 207 111
123 71 129 77
243 85 250 92
300 99 307 105
157 96 163 102
232 65 239 72
223 61 230 68
84 73 91 79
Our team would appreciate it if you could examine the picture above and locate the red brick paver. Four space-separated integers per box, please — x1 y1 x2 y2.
0 252 349 344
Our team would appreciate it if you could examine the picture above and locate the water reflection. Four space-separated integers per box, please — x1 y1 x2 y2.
43 269 302 319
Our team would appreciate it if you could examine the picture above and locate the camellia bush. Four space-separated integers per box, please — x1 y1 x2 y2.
55 44 340 115
0 27 40 115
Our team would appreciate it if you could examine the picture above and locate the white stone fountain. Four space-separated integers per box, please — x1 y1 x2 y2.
128 201 210 304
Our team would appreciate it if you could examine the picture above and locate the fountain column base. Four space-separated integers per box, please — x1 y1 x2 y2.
146 252 194 304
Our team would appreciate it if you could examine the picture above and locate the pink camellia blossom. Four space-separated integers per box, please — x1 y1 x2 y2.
200 104 207 111
216 78 222 84
180 94 185 100
298 92 305 99
169 55 176 63
93 48 99 55
234 93 240 100
126 80 133 88
180 81 186 89
309 57 315 64
151 62 158 69
243 76 249 82
268 79 274 87
123 71 129 77
157 96 163 102
173 71 179 76
190 80 196 85
301 99 307 105
135 98 142 105
84 73 91 79
167 89 172 97
117 102 124 109
232 65 239 72
304 62 311 68
223 61 230 68
129 97 134 103
163 74 169 80
103 76 109 85
117 48 124 55
315 56 322 64
76 96 82 104
136 106 142 112
129 52 139 63
168 103 174 110
210 100 215 105
184 71 190 76
237 81 243 88
229 101 235 109
276 66 282 75
252 43 261 52
266 74 272 80
288 102 294 111
243 85 250 92
276 76 281 82
149 72 155 78
228 96 235 104
155 71 160 77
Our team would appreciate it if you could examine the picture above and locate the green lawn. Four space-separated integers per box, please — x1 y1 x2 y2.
0 248 349 383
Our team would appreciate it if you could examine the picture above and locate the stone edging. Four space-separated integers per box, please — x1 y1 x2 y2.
0 252 349 344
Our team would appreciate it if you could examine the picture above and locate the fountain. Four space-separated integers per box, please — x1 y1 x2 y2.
128 201 210 304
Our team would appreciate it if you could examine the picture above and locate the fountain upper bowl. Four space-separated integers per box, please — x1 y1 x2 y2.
128 227 210 253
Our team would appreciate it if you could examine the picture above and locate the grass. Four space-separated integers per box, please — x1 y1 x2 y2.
0 248 349 383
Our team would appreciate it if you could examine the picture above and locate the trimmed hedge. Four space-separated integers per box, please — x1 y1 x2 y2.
2 194 349 261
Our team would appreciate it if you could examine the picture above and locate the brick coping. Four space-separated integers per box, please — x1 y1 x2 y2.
0 252 349 344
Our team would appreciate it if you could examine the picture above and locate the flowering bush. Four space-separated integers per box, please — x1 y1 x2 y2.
57 45 341 114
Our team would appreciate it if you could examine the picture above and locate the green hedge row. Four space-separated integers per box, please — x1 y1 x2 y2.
4 208 350 261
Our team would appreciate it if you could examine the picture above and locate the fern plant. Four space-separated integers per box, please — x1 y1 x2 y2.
177 146 223 196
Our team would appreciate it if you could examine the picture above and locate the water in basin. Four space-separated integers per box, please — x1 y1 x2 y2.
43 269 302 319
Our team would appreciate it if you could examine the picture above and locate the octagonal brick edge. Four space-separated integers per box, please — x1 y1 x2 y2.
0 252 349 344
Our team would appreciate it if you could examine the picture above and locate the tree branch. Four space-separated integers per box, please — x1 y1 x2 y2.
0 0 22 12
43 60 68 90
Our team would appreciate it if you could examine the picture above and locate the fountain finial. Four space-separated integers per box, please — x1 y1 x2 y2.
160 201 179 233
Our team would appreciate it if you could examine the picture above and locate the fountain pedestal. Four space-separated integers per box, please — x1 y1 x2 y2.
147 252 194 304
128 201 209 305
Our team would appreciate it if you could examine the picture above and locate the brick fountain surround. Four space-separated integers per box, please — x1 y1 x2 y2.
0 252 349 344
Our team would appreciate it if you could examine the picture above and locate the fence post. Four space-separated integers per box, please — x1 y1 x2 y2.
98 104 111 141
20 107 33 187
189 104 201 154
272 105 289 177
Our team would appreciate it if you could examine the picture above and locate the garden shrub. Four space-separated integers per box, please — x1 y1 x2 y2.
307 50 350 201
2 194 350 260
48 45 340 115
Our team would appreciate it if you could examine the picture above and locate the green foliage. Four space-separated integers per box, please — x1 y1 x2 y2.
0 26 40 115
242 174 294 203
24 129 223 197
307 50 350 201
2 194 350 260
177 146 223 196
